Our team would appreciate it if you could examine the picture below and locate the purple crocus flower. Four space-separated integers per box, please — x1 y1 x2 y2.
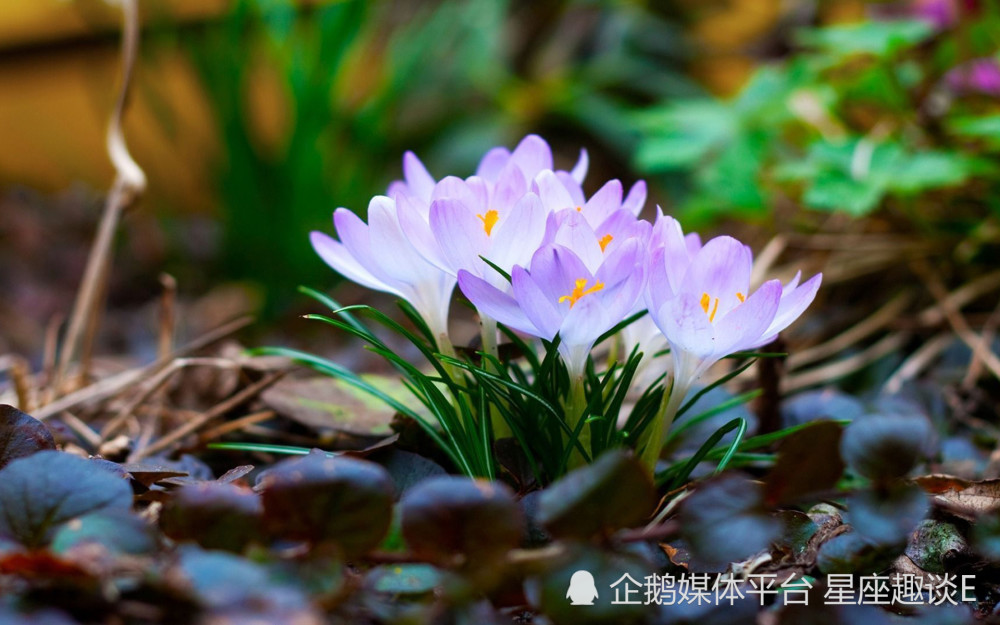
639 232 821 469
457 242 645 377
387 134 589 208
534 170 648 226
310 196 457 348
945 58 1000 97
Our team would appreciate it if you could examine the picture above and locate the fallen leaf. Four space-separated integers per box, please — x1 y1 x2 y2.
914 474 1000 520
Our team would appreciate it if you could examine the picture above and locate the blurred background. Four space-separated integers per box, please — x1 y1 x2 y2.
2 0 999 374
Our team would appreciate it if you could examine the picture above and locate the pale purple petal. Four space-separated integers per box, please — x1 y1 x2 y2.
333 206 385 284
430 176 481 209
428 198 487 276
366 197 434 284
556 171 586 207
511 265 562 339
533 170 577 212
510 134 553 177
681 236 753 316
491 162 528 213
764 273 822 338
475 147 511 181
570 148 589 184
402 151 435 201
654 293 716 360
458 270 537 336
310 231 399 297
714 279 783 356
622 180 647 216
581 179 623 226
547 210 604 274
596 238 643 291
488 193 546 273
396 193 449 270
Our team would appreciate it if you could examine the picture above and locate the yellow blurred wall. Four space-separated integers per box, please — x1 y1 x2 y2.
0 0 228 214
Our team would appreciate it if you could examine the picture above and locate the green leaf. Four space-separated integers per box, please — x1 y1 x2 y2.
797 19 933 58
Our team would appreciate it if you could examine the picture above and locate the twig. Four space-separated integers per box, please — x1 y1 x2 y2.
100 357 242 440
59 411 104 451
963 296 1000 391
34 315 253 421
128 372 285 462
51 0 146 397
158 274 177 360
782 332 909 394
914 262 1000 383
197 410 276 444
882 332 953 395
788 292 912 370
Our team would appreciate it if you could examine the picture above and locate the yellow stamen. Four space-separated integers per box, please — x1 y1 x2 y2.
559 278 605 308
599 234 613 252
700 292 720 322
477 210 499 236
575 206 582 212
736 292 745 303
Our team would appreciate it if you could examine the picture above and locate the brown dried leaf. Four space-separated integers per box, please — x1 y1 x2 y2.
261 376 403 437
914 474 1000 520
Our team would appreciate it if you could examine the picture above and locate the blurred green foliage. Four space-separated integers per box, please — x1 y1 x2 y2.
636 10 1000 227
182 0 696 314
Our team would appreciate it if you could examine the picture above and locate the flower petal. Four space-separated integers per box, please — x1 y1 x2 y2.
570 148 589 184
488 193 546 277
682 235 753 316
714 279 783 356
581 179 623 226
653 293 717 361
397 193 449 270
510 134 553 177
533 170 577 212
491 162 528 213
475 147 511 181
310 230 399 297
458 270 537 336
511 265 562 339
428 198 488 275
765 273 822 337
555 171 586 207
622 180 647 216
403 151 435 201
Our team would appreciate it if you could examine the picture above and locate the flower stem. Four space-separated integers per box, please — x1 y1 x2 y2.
639 379 688 473
565 374 590 469
480 316 512 440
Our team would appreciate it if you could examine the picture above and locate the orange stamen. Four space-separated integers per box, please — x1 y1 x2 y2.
477 210 499 236
559 278 605 308
700 292 720 322
599 234 613 252
736 292 745 303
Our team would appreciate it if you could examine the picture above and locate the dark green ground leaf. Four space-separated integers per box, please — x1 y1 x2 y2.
174 545 315 617
368 563 443 595
840 414 934 481
537 450 655 539
400 476 522 568
0 405 55 470
51 510 157 556
781 389 864 426
370 448 446 498
160 482 263 552
764 421 844 506
816 532 900 575
258 452 394 555
846 483 929 546
904 520 967 574
678 473 780 571
775 510 819 558
0 451 133 548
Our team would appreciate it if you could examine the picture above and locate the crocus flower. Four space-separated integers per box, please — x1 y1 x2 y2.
640 232 821 469
945 58 1000 97
620 212 703 377
310 196 457 348
387 134 589 209
534 170 648 226
457 241 645 377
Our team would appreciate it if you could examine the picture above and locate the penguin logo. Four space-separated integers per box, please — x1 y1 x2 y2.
566 570 599 605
